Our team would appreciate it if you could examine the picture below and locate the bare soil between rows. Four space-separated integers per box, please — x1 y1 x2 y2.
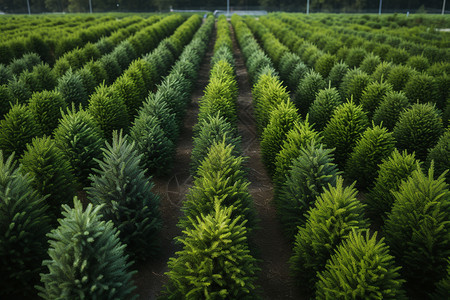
133 21 301 299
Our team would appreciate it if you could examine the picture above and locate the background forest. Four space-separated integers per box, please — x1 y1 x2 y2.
0 0 447 14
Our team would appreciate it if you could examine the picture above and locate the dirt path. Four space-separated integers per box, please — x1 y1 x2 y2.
133 27 215 300
230 25 303 300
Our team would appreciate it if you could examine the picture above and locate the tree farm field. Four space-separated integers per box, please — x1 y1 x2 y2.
0 12 449 300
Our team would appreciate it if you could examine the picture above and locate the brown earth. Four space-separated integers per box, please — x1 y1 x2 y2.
133 21 302 299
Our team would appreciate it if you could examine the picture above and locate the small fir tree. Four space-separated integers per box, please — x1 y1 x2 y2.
88 83 129 139
56 69 89 108
38 198 137 299
180 140 256 232
360 80 393 119
86 131 161 262
164 203 259 299
426 129 450 184
0 104 42 157
322 100 369 168
373 91 411 131
316 229 406 300
393 102 444 161
260 100 301 177
345 124 396 190
129 113 175 177
384 166 450 295
290 177 369 296
0 151 51 298
294 70 327 116
277 142 340 241
308 87 343 131
53 107 104 187
366 149 421 226
28 90 66 136
20 135 75 217
190 114 241 175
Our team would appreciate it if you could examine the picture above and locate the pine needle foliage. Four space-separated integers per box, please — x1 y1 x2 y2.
180 140 256 232
197 60 238 129
360 80 393 119
404 72 439 106
308 87 343 131
8 76 32 105
154 72 190 126
164 204 259 299
20 136 76 219
279 52 303 88
56 69 89 108
111 74 142 120
323 100 369 168
340 68 371 105
327 61 349 89
278 142 340 241
260 100 301 178
316 229 406 300
386 64 415 91
190 114 241 175
315 53 337 79
393 102 444 161
0 84 13 119
139 92 179 143
359 53 381 75
252 72 290 132
0 104 42 157
294 70 327 116
432 259 450 300
426 129 450 184
407 55 429 72
88 83 129 139
86 131 161 262
288 61 309 91
290 177 369 296
345 47 367 68
28 90 66 136
273 119 321 192
366 149 421 226
384 166 450 294
53 107 104 188
0 151 51 298
345 124 396 190
373 91 411 131
129 113 175 177
38 199 137 300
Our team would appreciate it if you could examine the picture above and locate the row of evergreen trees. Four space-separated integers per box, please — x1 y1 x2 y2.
0 14 213 298
0 15 144 65
0 14 183 124
163 15 260 298
235 13 450 298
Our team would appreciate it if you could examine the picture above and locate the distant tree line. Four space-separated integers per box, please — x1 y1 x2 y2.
0 0 446 14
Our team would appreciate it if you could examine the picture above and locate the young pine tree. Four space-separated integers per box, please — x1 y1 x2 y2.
384 166 450 295
0 151 51 298
277 142 340 241
290 177 369 296
345 124 396 190
393 103 444 161
316 229 406 300
28 90 66 136
180 140 256 232
38 199 137 299
0 104 42 157
53 107 105 188
20 136 76 220
261 100 301 178
86 131 161 262
365 149 421 226
164 203 259 299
